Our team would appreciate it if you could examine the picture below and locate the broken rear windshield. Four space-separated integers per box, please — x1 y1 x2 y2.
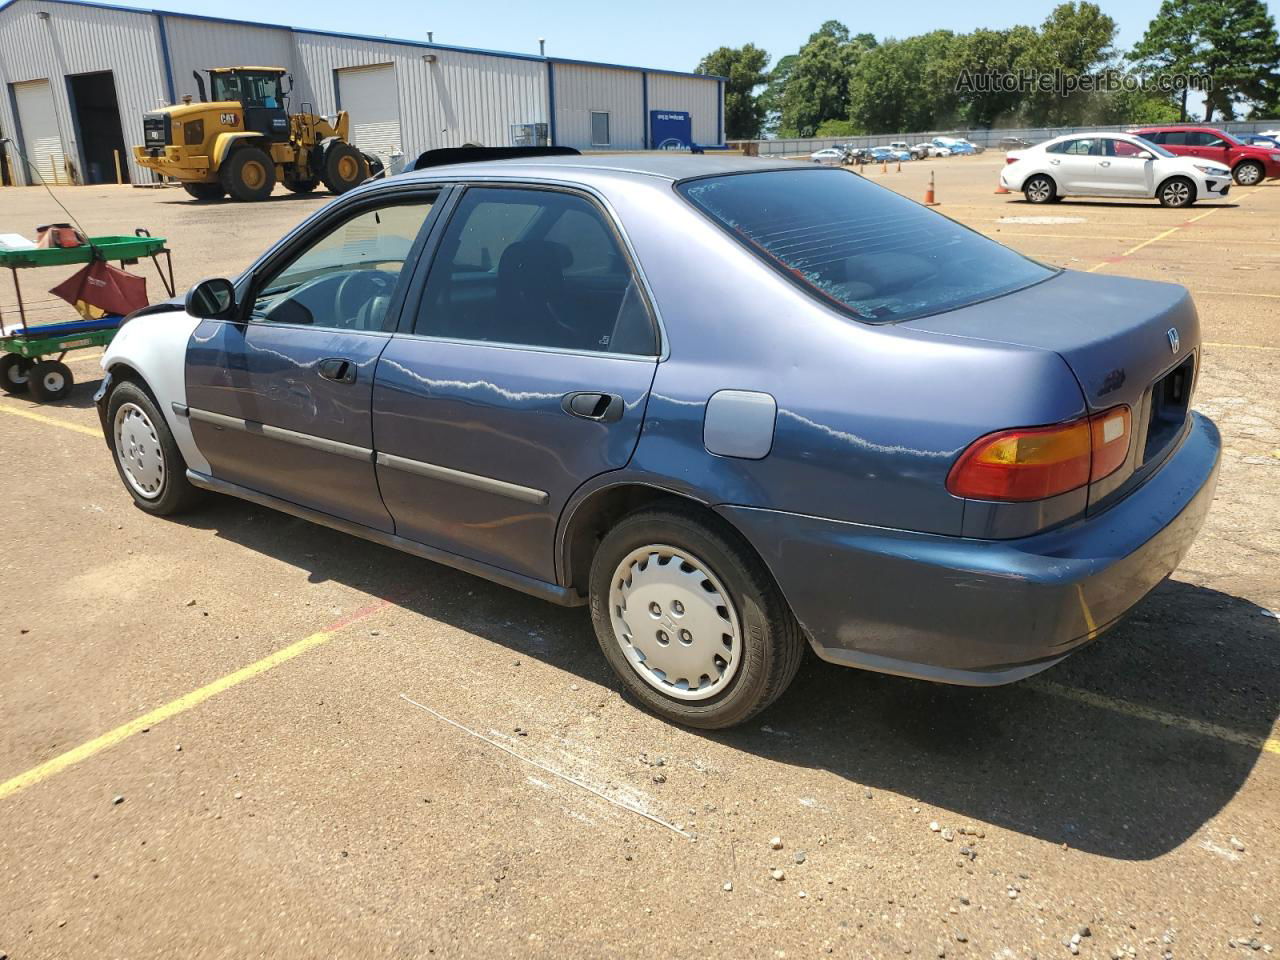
678 168 1055 324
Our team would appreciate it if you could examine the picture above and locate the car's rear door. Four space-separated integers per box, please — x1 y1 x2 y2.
185 187 442 531
371 184 660 582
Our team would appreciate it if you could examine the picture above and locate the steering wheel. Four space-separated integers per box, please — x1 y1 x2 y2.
335 270 395 328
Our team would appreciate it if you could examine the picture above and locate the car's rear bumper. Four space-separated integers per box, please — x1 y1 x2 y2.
722 412 1220 686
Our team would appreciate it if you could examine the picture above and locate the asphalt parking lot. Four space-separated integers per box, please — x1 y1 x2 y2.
1 155 1277 959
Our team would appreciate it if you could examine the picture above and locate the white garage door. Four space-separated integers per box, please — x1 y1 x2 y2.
13 79 68 185
338 64 402 158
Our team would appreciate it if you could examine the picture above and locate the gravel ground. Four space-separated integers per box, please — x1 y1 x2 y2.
0 157 1277 959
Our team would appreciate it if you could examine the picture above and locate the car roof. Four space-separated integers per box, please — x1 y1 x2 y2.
395 152 800 185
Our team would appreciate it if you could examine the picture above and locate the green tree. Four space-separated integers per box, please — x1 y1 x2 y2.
849 32 960 134
696 44 771 140
759 53 797 134
1026 2 1119 124
951 26 1042 127
780 23 876 136
1132 0 1280 121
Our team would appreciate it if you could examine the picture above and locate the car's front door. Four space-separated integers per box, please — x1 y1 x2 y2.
185 190 440 531
1095 137 1153 196
1051 137 1105 192
371 185 660 582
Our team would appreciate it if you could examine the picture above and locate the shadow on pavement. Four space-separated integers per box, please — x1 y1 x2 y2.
181 496 1279 862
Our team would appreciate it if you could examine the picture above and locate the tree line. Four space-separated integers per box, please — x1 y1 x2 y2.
695 0 1280 139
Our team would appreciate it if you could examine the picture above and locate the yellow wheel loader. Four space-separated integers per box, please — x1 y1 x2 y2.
134 67 377 202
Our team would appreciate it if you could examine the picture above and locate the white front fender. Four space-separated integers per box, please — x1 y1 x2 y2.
100 310 210 474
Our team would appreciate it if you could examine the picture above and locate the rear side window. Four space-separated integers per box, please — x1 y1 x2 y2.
414 187 657 355
679 169 1054 324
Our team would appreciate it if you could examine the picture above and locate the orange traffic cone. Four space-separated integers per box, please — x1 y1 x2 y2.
924 172 940 206
881 158 888 174
994 179 1010 195
896 159 902 173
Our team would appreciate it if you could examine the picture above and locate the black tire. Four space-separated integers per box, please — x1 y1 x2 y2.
183 182 225 201
1233 160 1264 186
27 359 73 403
0 354 32 394
283 177 319 194
105 380 202 515
320 142 368 194
1158 176 1196 208
220 146 276 202
588 505 805 729
363 153 385 179
1023 174 1056 204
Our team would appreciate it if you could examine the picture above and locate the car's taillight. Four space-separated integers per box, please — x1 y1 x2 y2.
947 406 1131 502
1005 156 1019 164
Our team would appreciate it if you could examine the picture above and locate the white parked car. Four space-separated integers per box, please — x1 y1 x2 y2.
918 143 951 158
890 141 929 159
1001 132 1232 207
810 147 845 166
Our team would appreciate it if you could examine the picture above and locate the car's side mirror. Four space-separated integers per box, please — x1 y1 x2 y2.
185 277 237 320
1137 150 1153 160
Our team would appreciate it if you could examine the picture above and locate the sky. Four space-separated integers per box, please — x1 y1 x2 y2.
84 0 1280 74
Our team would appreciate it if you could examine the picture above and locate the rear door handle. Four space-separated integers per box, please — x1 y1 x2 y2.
318 357 357 384
562 391 623 423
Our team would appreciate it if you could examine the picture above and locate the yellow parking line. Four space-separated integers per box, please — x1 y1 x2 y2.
0 599 389 801
1084 186 1258 273
0 402 101 438
1031 680 1280 756
1204 341 1280 351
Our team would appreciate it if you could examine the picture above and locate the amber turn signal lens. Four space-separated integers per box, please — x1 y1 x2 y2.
947 405 1131 502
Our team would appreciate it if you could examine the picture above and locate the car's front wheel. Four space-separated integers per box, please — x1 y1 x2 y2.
1158 176 1195 208
589 506 805 729
1023 174 1056 203
107 380 202 515
1233 160 1264 186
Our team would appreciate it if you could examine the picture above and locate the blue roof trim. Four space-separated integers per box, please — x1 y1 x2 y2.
0 0 727 80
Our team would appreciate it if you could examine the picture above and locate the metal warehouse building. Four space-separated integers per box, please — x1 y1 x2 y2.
0 0 724 186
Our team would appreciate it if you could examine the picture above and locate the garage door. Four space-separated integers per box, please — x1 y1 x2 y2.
13 79 68 184
337 64 402 158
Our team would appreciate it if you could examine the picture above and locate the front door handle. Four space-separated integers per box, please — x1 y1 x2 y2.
562 391 623 423
1099 160 1111 167
318 357 357 384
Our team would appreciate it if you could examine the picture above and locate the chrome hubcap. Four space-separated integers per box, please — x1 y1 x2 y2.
1165 182 1189 204
1238 165 1260 185
1028 180 1051 202
608 544 743 701
114 402 165 499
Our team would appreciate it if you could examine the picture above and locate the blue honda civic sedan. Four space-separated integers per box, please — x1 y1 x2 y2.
96 151 1220 729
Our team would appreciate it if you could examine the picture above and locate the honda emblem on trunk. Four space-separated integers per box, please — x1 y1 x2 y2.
1167 328 1180 354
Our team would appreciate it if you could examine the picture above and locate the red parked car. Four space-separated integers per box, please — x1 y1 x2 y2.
1133 126 1280 186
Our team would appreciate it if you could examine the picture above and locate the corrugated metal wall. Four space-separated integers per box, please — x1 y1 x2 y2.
0 0 725 187
553 63 644 150
646 73 721 146
294 33 548 156
163 16 296 104
0 0 167 184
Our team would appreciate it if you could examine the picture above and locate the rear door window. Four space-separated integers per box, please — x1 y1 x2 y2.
679 168 1054 324
413 187 657 355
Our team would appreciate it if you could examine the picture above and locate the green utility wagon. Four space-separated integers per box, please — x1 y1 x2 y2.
0 231 174 402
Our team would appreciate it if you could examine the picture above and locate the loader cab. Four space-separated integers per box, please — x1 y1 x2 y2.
208 68 290 142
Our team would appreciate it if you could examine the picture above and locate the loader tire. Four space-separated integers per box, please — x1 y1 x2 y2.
221 147 276 202
321 142 368 195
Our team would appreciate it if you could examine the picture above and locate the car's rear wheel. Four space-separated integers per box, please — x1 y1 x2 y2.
1023 174 1056 203
589 506 805 729
1158 176 1195 208
107 381 202 515
1233 160 1264 186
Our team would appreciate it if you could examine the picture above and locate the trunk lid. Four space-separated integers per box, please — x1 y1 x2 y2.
905 269 1200 510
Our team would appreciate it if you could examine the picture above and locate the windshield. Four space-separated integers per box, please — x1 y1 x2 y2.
211 72 282 107
1128 135 1175 158
678 168 1055 324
